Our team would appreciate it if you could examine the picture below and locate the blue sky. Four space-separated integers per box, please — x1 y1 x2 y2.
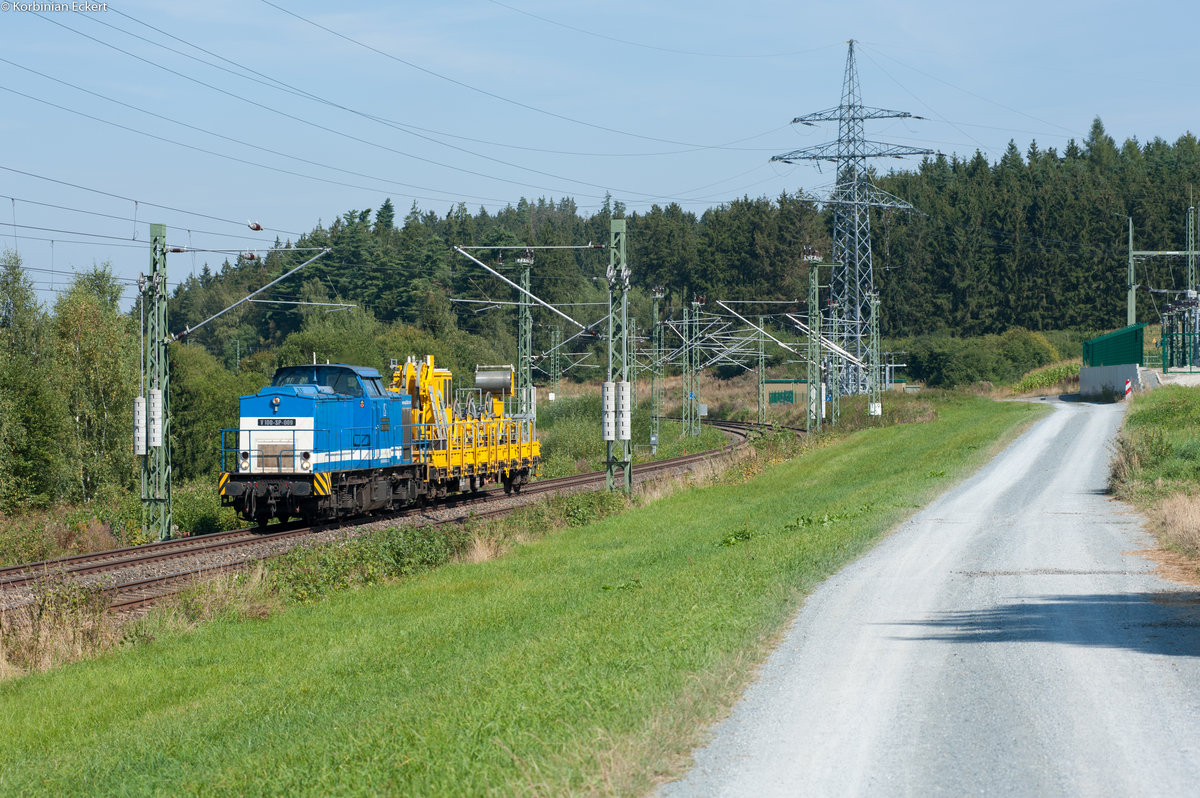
1 0 1196 309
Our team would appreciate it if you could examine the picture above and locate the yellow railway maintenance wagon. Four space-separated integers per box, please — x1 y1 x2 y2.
390 355 540 496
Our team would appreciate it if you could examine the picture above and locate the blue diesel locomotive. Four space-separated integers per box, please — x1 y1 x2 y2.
219 358 539 525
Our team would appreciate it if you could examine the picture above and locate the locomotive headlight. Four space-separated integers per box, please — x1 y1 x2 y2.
300 461 311 471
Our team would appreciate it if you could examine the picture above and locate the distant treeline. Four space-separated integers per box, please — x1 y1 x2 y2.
168 117 1200 368
875 118 1200 335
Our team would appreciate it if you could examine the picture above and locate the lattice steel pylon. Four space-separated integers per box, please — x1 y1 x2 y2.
681 304 694 436
681 303 703 437
772 39 930 394
807 265 822 434
630 319 639 406
867 291 882 418
140 223 172 541
1189 198 1196 293
827 302 841 427
689 300 703 435
757 316 767 426
651 288 665 453
516 249 534 418
548 325 562 393
606 220 632 493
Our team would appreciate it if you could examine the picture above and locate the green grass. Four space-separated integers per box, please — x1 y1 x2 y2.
0 395 1043 796
1111 384 1200 500
537 393 726 478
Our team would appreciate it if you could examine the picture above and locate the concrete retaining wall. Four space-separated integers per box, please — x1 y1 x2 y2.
1079 363 1141 399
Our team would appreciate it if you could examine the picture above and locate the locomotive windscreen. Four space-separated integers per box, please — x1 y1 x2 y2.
272 365 365 397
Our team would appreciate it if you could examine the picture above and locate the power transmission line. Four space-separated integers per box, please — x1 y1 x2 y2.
37 11 714 203
102 6 789 160
258 0 782 150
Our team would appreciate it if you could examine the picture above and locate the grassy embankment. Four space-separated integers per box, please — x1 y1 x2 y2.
0 393 1043 796
1111 385 1200 561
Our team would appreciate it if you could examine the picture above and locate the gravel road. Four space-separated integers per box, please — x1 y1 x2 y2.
661 398 1200 797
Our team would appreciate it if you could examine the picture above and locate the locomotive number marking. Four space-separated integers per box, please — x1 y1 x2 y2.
258 418 296 426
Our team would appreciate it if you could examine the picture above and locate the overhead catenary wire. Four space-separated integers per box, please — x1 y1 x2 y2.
25 18 579 200
864 42 1079 138
258 0 792 151
174 247 331 341
29 15 686 203
0 42 796 214
94 7 794 160
4 232 169 251
0 82 513 208
458 244 606 251
0 220 319 254
18 263 140 284
0 164 302 239
0 46 767 212
1 193 293 244
451 298 608 307
454 246 588 331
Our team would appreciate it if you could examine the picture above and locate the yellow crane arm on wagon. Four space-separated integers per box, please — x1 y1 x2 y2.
389 355 539 493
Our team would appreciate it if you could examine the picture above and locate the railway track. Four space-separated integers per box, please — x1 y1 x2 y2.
1 421 756 614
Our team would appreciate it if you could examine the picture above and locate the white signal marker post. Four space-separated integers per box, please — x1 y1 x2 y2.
133 396 147 456
617 380 632 441
602 381 617 441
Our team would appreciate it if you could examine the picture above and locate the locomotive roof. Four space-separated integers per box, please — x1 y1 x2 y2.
272 364 382 379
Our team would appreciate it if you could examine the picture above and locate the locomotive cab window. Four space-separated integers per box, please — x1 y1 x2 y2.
272 366 366 397
330 372 363 397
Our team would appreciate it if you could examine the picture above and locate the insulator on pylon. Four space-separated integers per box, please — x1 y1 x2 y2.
148 389 163 449
133 396 147 456
170 247 185 253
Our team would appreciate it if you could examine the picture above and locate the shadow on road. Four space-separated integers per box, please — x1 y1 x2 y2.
889 592 1200 657
1056 392 1120 405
